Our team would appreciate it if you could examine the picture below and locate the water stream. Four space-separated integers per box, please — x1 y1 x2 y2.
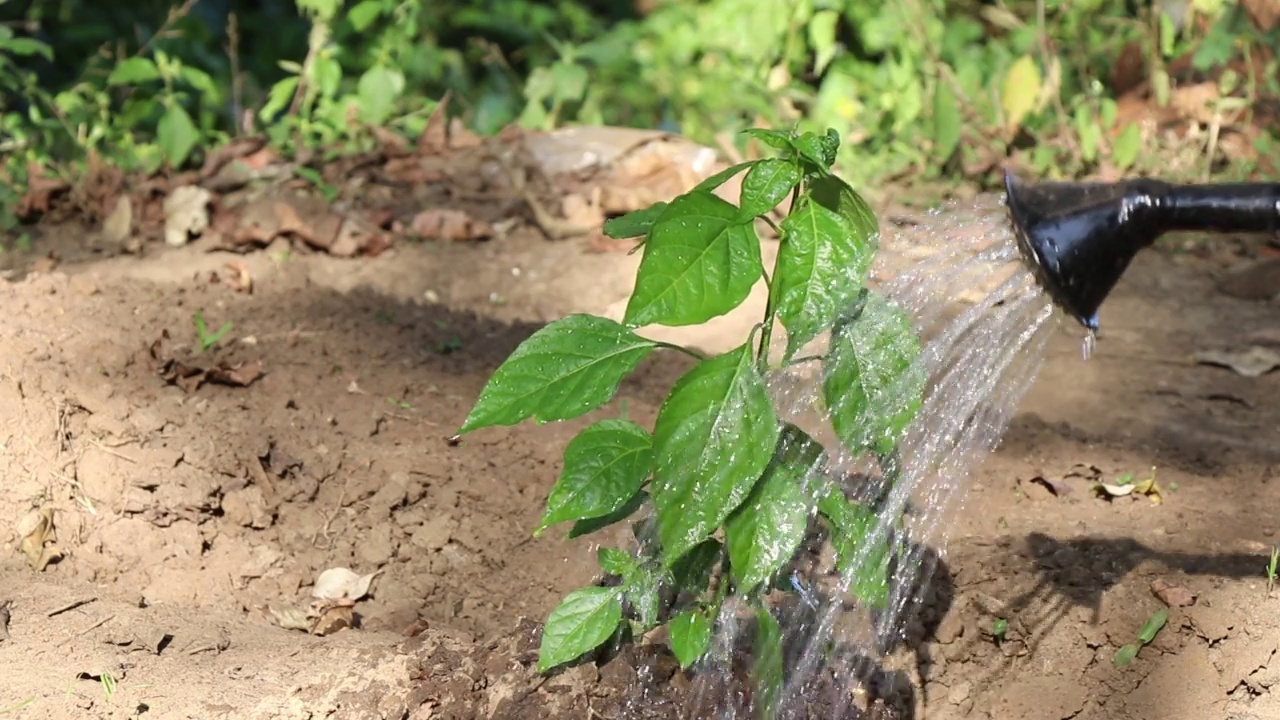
671 192 1072 718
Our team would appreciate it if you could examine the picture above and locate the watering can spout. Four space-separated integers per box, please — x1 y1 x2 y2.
1004 171 1280 331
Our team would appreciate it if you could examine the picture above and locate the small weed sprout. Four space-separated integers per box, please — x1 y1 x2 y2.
991 617 1008 644
457 127 927 705
1114 608 1168 667
193 309 233 353
1267 546 1278 595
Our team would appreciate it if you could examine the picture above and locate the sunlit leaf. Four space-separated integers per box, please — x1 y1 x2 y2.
537 587 622 672
624 191 762 327
823 291 925 454
652 343 779 565
1001 54 1041 133
776 175 879 359
738 158 801 219
669 609 713 669
753 604 784 717
932 73 962 162
459 314 657 433
107 57 160 85
157 104 199 169
818 490 890 607
537 420 654 535
724 429 821 592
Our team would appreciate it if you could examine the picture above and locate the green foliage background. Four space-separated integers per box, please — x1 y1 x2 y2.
1 0 1277 196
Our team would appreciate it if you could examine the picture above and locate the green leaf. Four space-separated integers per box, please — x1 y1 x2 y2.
1112 122 1143 171
693 161 757 193
312 56 343 99
1137 609 1168 645
0 37 52 60
107 57 160 86
622 564 664 630
347 0 386 31
738 158 802 219
753 605 784 718
742 129 794 152
652 343 780 566
260 76 299 121
809 10 840 75
569 490 648 539
1113 643 1139 667
357 65 405 125
669 609 713 669
792 129 840 171
624 191 762 328
818 490 890 607
724 433 819 593
537 420 654 535
157 104 199 169
179 66 220 102
823 292 925 454
603 202 669 240
538 586 623 672
932 75 962 162
597 547 638 578
776 175 879 359
1001 55 1042 133
459 314 657 433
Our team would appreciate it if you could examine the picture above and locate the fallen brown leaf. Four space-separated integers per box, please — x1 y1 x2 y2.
417 92 452 155
199 136 269 179
307 597 356 637
222 261 253 294
408 208 494 242
17 508 62 572
206 360 264 388
17 164 70 218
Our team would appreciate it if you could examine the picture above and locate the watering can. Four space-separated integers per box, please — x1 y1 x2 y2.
1003 171 1280 331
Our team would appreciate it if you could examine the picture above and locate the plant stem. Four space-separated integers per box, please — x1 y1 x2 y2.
653 341 706 361
756 181 805 368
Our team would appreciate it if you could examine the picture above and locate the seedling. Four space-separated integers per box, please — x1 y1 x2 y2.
1114 608 1167 667
991 617 1008 644
458 127 926 709
1266 545 1278 595
193 309 233 353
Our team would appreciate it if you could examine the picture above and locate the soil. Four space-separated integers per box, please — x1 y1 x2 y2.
0 180 1278 720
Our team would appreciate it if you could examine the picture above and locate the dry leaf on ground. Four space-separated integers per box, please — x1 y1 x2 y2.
17 508 62 571
102 195 133 246
163 186 213 247
222 261 253 294
267 604 311 632
313 567 381 602
408 208 494 242
308 600 355 636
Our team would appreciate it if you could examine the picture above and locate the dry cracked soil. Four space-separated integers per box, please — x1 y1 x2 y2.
0 183 1277 720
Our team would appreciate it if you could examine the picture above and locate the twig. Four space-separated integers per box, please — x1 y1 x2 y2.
72 614 116 640
88 440 137 464
226 12 244 133
134 0 198 59
47 597 97 617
